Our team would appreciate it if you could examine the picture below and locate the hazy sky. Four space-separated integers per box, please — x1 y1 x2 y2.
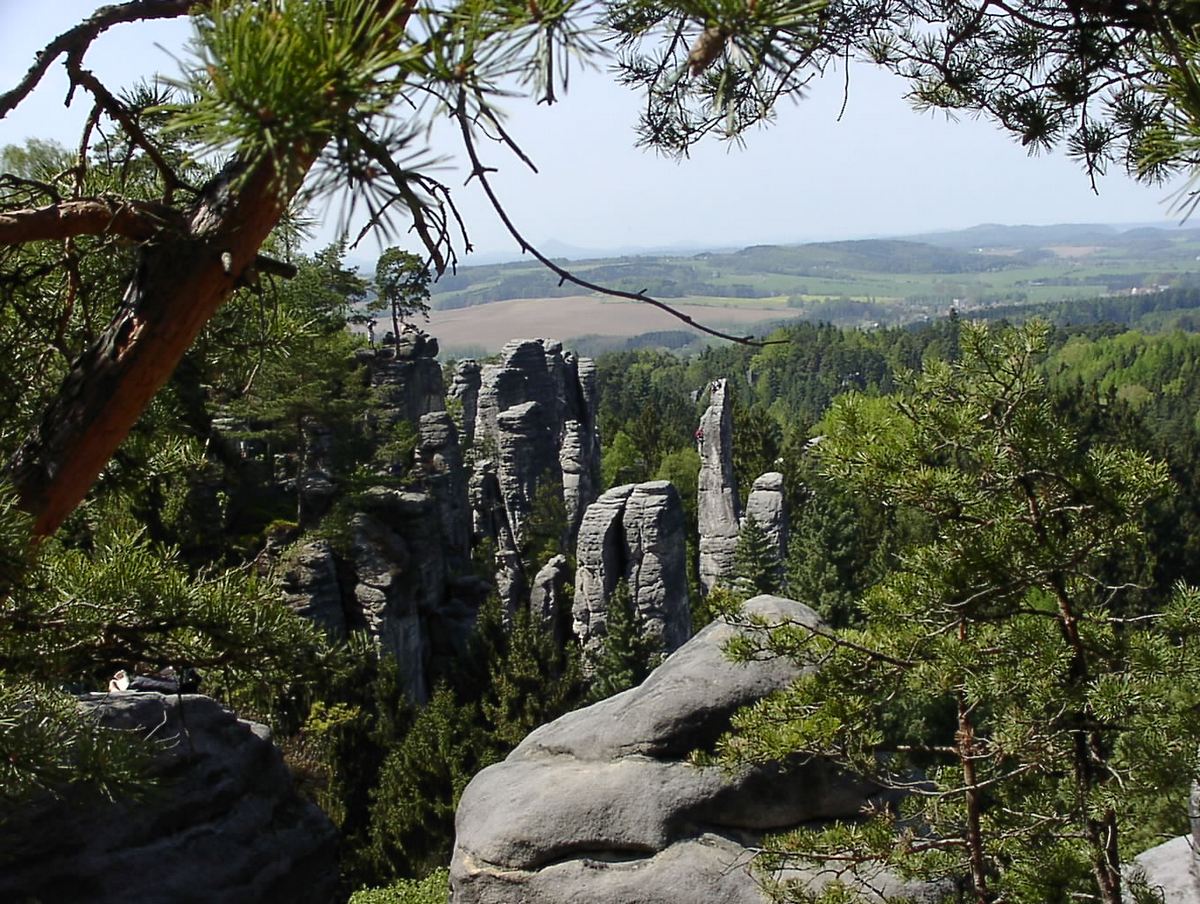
0 1 1190 263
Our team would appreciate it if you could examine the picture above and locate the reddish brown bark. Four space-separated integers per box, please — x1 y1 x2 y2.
6 0 419 538
9 159 304 537
0 198 183 245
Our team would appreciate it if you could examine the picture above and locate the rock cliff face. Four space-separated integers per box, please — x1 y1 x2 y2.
469 339 601 557
449 358 482 447
572 481 691 658
531 553 572 644
697 379 740 594
1135 786 1200 902
0 692 337 904
470 458 526 615
418 410 471 562
273 334 488 701
450 595 941 904
277 482 488 701
366 330 446 427
279 538 348 639
745 470 788 579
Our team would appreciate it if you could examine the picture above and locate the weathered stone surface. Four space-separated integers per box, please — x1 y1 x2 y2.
471 459 526 615
744 470 788 582
1136 835 1200 903
573 485 635 652
279 538 347 639
418 411 471 561
0 693 337 904
451 595 937 904
1136 785 1200 903
573 481 690 658
496 400 560 547
349 487 464 701
745 472 786 544
351 508 426 700
623 481 691 654
530 554 571 643
368 335 446 427
560 417 597 545
473 339 600 558
449 358 482 448
698 378 740 594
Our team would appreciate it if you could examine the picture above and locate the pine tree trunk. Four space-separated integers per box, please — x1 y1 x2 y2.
957 618 992 904
5 0 420 538
8 159 299 537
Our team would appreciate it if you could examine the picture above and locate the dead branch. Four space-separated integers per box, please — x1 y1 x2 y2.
453 89 787 348
0 0 206 121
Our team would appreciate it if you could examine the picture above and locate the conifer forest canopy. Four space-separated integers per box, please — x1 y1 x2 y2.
4 0 1200 536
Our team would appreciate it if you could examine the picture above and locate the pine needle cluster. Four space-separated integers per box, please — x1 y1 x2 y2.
718 321 1200 904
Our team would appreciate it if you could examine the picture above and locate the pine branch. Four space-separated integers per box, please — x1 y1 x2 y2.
0 197 185 245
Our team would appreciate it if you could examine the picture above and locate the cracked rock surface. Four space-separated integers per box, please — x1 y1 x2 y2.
0 692 337 904
450 595 941 904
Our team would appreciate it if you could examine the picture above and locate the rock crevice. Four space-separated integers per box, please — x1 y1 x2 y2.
572 481 690 659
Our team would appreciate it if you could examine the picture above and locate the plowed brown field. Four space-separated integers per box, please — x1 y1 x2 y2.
426 295 795 354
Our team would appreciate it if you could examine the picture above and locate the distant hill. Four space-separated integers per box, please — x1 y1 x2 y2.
695 239 1018 275
421 222 1200 350
904 223 1122 250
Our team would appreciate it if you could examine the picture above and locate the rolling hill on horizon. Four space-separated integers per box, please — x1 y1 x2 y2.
420 222 1200 355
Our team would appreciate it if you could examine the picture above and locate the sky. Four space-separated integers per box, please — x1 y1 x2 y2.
0 1 1191 265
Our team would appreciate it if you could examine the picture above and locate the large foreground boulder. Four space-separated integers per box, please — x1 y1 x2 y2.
0 692 337 904
450 595 941 904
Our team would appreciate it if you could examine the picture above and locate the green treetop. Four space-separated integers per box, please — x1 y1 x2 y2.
373 248 431 344
718 321 1200 904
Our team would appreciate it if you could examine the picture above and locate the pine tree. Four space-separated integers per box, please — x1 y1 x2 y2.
372 249 431 343
719 321 1200 904
481 606 582 749
366 686 490 880
586 580 658 703
733 513 783 597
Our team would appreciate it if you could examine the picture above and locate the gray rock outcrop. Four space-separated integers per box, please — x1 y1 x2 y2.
698 378 740 594
745 472 787 553
279 538 348 639
471 458 526 615
0 692 337 904
449 358 482 448
276 483 487 702
744 470 788 580
572 481 690 658
470 339 601 555
350 498 429 701
573 485 634 649
450 595 940 904
622 481 692 654
418 410 471 561
1136 835 1200 903
530 553 571 644
496 400 560 548
364 331 446 428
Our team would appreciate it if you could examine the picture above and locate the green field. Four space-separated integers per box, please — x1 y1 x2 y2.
428 224 1200 329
